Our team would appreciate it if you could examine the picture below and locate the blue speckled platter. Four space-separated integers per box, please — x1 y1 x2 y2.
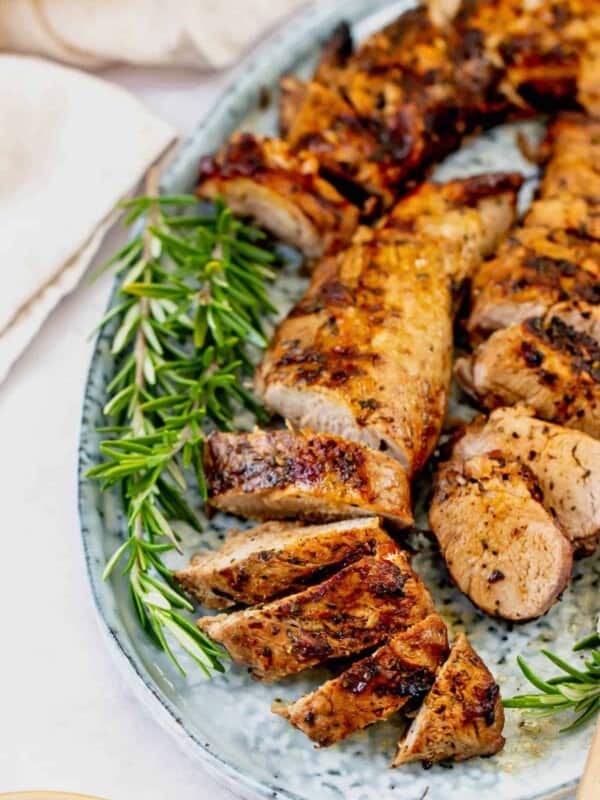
78 2 598 798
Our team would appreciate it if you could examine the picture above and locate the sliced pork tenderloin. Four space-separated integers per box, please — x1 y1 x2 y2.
256 175 520 476
393 633 505 766
455 406 600 555
468 114 600 340
174 517 394 609
196 133 358 260
204 429 413 527
197 548 434 681
430 452 573 621
273 614 448 746
457 301 600 438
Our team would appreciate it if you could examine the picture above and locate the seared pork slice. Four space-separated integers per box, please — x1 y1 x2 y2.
196 133 358 259
457 302 600 437
455 407 600 555
527 114 600 241
174 517 394 609
198 549 435 681
312 21 354 85
273 614 449 746
382 174 522 282
282 80 406 207
199 7 596 256
464 3 600 115
256 176 519 475
430 453 573 621
279 23 355 139
257 237 452 473
468 227 600 338
279 76 308 139
372 2 600 119
393 633 504 766
468 114 600 338
553 300 600 343
204 429 413 526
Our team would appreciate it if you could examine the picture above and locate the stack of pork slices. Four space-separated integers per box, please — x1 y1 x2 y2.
433 113 600 623
177 520 505 765
173 0 600 768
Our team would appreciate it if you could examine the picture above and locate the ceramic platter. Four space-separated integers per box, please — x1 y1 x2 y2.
78 2 599 798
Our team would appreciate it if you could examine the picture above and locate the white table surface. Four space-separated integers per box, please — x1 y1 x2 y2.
0 63 246 800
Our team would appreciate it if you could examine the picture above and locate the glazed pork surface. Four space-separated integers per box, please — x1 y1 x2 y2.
468 227 600 338
526 113 600 239
469 113 600 338
174 517 393 609
381 174 522 282
256 235 453 474
256 175 520 475
393 632 505 766
276 1 599 206
461 114 600 436
430 451 573 621
204 429 413 526
355 1 599 118
281 79 408 208
277 6 492 205
458 1 600 117
198 548 435 680
197 133 358 259
457 301 600 437
273 614 449 746
454 406 600 555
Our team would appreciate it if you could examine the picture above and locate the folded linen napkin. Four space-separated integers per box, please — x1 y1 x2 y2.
0 55 175 383
0 0 307 69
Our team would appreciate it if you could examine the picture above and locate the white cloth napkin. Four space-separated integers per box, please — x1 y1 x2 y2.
0 55 175 383
0 1 307 383
0 0 307 69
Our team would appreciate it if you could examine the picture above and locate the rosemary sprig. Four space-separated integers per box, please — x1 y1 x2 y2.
87 171 279 676
504 629 600 732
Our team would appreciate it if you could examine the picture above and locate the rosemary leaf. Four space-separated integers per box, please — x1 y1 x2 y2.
87 170 280 677
504 628 600 733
